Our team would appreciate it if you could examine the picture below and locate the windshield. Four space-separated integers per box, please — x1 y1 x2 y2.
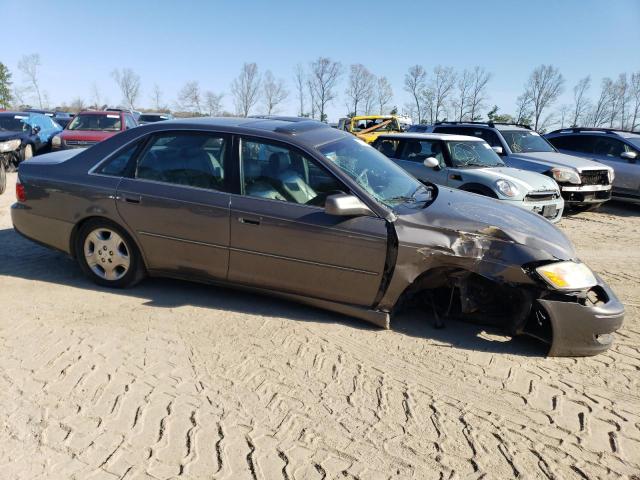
0 115 30 132
501 130 555 153
351 117 400 133
319 137 427 207
67 114 122 131
447 140 504 167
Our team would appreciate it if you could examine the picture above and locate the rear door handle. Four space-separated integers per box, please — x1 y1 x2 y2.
124 195 141 204
238 217 260 225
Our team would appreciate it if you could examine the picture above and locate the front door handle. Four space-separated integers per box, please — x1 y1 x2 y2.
238 217 260 226
123 195 141 204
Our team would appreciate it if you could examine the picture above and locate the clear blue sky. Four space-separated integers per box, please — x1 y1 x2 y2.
2 0 639 121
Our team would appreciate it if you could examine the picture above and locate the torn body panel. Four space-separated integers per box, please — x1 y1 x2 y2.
377 187 623 356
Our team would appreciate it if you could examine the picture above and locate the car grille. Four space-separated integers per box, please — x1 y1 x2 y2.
580 170 609 185
65 140 97 146
525 191 558 202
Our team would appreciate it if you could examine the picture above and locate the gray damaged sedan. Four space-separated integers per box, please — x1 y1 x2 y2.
11 117 624 356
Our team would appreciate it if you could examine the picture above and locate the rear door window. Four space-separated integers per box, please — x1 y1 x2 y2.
374 138 400 158
136 132 228 190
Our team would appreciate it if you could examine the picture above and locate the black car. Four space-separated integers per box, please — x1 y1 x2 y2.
137 112 174 125
0 112 64 191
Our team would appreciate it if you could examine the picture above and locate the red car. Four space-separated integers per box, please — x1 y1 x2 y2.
52 110 137 150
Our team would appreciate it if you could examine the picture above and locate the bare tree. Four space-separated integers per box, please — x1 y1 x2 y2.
262 70 288 115
309 57 342 122
91 82 103 109
376 76 393 114
18 53 43 108
612 73 630 129
70 97 86 113
345 64 375 116
430 66 456 122
589 78 614 127
151 84 164 111
177 81 202 114
204 91 224 116
468 67 491 121
306 78 316 119
111 68 141 109
453 69 472 121
514 92 532 125
630 72 640 131
404 65 426 123
570 76 591 127
557 104 571 128
231 63 261 117
294 64 306 117
12 85 28 108
522 65 565 130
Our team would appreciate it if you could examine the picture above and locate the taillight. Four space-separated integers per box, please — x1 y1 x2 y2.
16 179 26 202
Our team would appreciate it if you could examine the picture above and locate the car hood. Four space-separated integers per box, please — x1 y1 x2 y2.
454 166 559 193
61 130 120 142
0 131 28 142
395 186 575 261
508 151 608 171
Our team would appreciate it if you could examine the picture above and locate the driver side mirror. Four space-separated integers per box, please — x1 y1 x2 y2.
32 125 41 135
492 146 503 155
621 151 637 163
325 194 374 217
423 157 440 170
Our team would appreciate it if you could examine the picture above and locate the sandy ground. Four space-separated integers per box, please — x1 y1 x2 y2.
0 171 639 480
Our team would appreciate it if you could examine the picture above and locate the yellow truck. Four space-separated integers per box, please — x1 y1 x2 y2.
338 115 404 143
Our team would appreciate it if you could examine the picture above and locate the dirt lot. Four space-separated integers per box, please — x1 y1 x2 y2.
0 171 639 480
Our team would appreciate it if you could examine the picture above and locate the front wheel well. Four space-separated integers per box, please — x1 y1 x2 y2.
395 267 549 341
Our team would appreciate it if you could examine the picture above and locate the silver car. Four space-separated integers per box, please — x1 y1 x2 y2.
373 133 564 222
545 128 640 203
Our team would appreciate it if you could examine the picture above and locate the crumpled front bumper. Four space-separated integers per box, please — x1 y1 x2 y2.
538 277 624 357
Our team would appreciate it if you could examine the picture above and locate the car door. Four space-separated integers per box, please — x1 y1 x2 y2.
589 136 639 196
393 138 449 185
227 137 388 306
115 131 232 279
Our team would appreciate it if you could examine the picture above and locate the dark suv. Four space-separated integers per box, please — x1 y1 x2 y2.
416 122 615 209
545 128 640 203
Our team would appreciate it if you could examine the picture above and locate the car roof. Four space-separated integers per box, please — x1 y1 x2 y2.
140 112 171 116
377 132 485 142
76 110 124 116
0 111 38 118
435 122 531 131
140 116 345 148
547 127 640 139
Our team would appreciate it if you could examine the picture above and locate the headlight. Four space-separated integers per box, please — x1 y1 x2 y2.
608 168 615 183
536 261 597 290
0 139 21 153
496 179 519 197
550 167 581 184
52 135 61 147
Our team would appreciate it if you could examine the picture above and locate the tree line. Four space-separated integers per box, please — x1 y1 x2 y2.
0 54 638 133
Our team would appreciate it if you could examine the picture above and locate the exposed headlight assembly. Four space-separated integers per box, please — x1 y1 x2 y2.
52 135 62 147
536 261 597 290
550 167 581 184
496 179 519 197
0 139 21 153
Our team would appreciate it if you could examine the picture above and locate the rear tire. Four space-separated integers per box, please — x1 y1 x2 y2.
0 161 6 195
76 219 145 288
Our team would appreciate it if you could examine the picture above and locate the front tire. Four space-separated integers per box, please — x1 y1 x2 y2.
76 219 145 288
